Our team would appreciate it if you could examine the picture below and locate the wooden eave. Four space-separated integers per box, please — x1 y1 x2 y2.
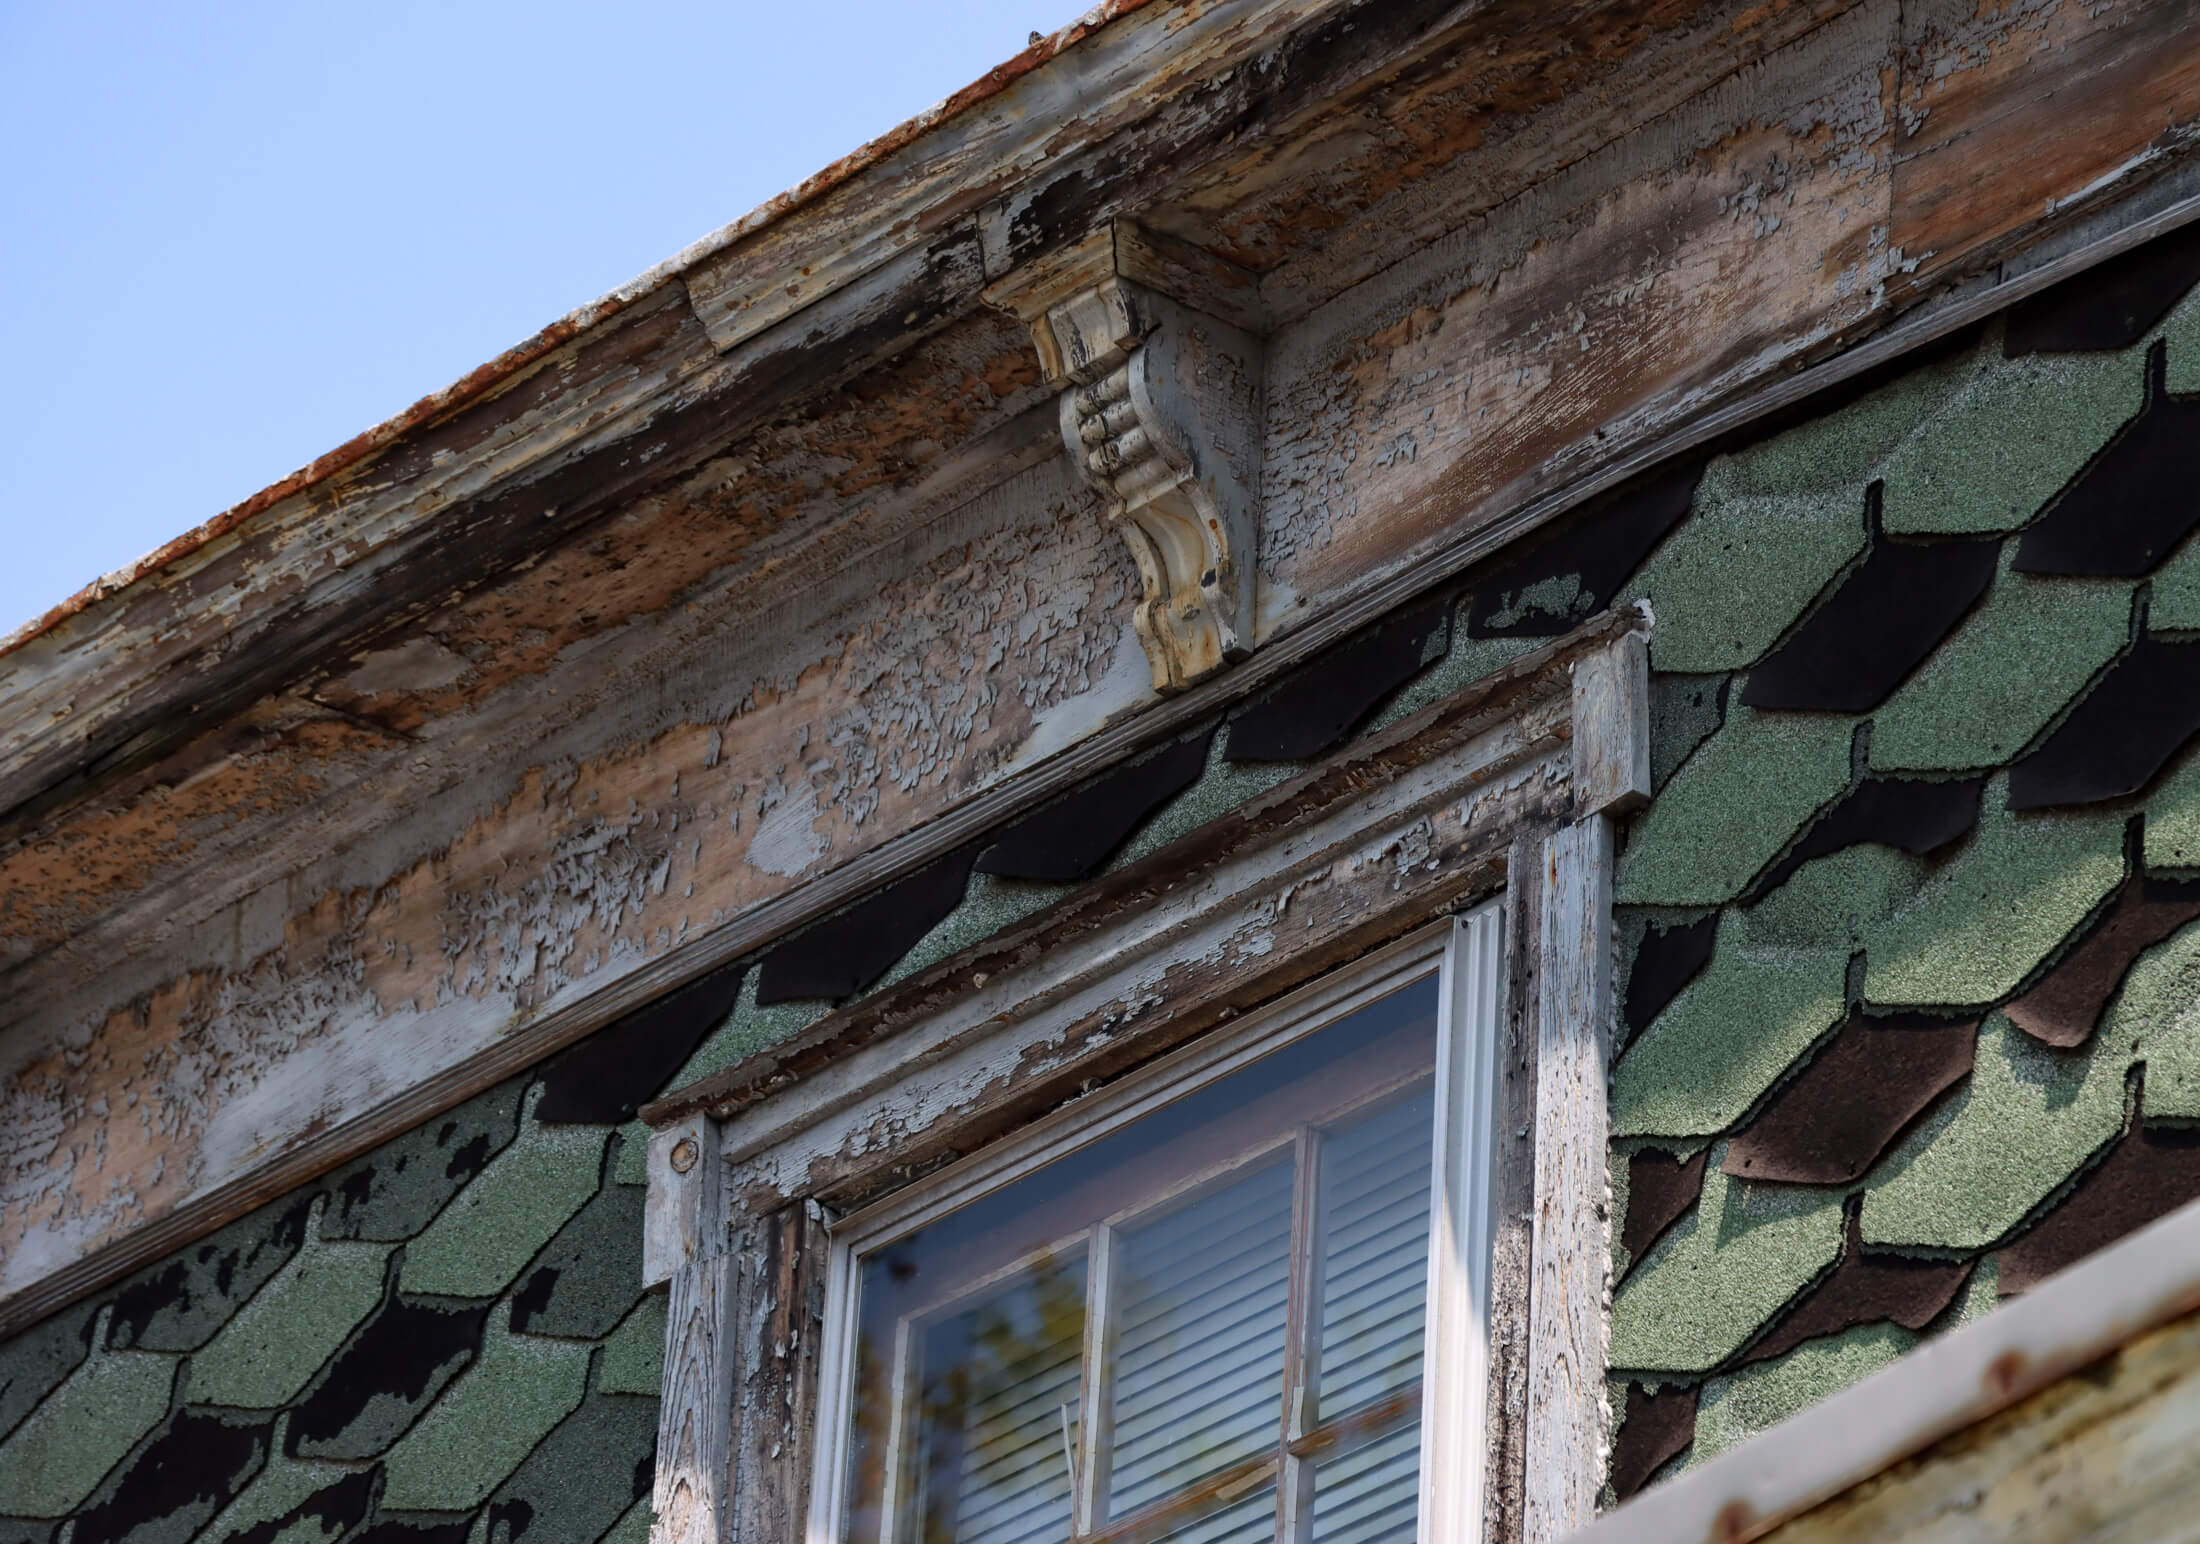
0 0 1524 836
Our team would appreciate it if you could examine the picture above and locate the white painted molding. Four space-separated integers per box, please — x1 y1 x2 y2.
644 608 1654 1544
1572 1195 2200 1544
1422 906 1507 1544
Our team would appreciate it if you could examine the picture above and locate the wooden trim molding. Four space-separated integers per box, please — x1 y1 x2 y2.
642 607 1648 1544
1524 816 1618 1543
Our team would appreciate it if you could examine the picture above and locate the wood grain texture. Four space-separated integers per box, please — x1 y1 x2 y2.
1768 1304 2200 1542
647 615 1639 1142
645 1116 724 1289
684 0 1371 351
652 1110 737 1544
727 1204 829 1544
653 1250 738 1544
1481 843 1549 1544
1893 0 2200 303
1524 815 1616 1544
1570 627 1651 818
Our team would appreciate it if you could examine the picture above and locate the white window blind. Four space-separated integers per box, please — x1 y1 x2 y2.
1109 1155 1296 1517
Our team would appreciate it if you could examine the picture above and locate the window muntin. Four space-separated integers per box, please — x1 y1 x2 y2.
839 974 1447 1544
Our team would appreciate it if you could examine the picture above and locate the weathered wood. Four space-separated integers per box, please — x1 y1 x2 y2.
728 1203 829 1544
654 1249 738 1544
645 1115 724 1289
645 613 1637 1140
13 0 2200 1340
651 1110 738 1544
1523 816 1616 1544
1768 1304 2200 1540
683 0 1366 352
1891 0 2200 305
1047 279 1266 691
1570 626 1651 819
661 648 1608 1544
1480 837 1548 1544
0 219 992 844
715 707 1556 1213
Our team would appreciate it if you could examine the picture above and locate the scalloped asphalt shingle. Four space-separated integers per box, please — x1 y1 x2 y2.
1858 1012 2129 1250
1860 780 2126 1006
0 1326 176 1516
1612 911 1847 1140
1866 552 2133 773
186 1230 391 1411
375 1308 589 1513
1878 348 2140 537
1607 1149 1845 1374
2104 920 2200 1117
398 1095 607 1301
1613 706 1853 907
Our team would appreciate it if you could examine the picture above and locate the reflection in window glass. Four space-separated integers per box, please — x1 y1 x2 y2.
843 973 1439 1544
1109 1157 1294 1517
911 1257 1088 1544
1317 1090 1433 1423
1310 1423 1420 1544
1156 1485 1277 1544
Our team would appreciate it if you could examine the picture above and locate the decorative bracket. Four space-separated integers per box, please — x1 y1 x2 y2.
987 225 1266 693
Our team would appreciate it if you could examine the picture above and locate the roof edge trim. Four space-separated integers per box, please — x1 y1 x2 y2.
0 0 1157 663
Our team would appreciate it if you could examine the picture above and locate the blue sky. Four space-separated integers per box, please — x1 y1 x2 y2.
0 1 1075 636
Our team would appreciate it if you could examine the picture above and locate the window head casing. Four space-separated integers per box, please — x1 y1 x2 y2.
642 608 1648 1544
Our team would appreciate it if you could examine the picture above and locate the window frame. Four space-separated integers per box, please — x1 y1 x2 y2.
807 909 1504 1544
641 609 1647 1544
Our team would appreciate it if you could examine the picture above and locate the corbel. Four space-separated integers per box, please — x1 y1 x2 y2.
986 223 1267 693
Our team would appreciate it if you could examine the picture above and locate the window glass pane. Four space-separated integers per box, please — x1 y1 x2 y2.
1315 1089 1434 1422
1154 1486 1277 1544
842 973 1440 1544
1108 1157 1295 1518
1310 1423 1420 1544
907 1255 1087 1544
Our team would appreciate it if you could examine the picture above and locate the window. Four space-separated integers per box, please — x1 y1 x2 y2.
642 614 1643 1544
811 914 1503 1544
